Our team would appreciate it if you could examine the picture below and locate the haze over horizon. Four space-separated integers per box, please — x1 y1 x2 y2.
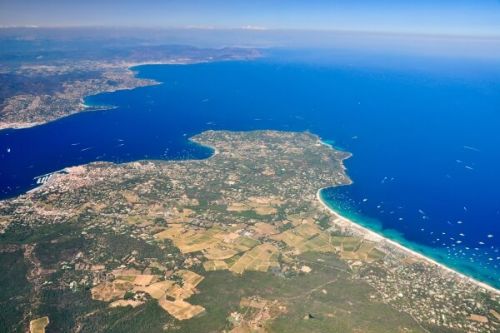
1 0 500 37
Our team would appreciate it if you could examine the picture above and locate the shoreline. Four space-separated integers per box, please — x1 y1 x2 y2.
2 121 499 294
0 58 249 132
1 55 498 295
316 188 500 295
0 132 221 202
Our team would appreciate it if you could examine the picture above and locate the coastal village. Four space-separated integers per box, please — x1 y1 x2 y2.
0 47 260 130
1 130 499 332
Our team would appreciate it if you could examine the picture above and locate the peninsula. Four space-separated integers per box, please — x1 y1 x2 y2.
0 42 259 130
1 130 498 332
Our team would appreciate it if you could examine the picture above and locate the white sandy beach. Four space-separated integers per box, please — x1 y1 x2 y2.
316 188 500 295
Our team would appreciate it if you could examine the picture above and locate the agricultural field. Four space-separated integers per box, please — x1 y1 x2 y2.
229 243 280 274
91 268 206 320
29 317 49 333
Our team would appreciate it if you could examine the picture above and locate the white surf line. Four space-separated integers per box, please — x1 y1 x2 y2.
316 188 500 295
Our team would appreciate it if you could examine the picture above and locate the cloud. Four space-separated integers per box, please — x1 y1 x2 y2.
240 25 268 31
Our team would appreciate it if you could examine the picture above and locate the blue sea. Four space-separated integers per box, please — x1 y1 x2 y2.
1 49 499 288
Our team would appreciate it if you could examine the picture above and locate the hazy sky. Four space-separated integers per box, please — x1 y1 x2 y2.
1 0 500 36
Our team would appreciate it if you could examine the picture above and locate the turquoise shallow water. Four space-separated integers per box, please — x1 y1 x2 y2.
319 189 497 288
0 50 499 288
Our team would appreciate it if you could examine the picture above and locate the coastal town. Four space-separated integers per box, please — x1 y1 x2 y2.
1 130 498 332
0 44 260 130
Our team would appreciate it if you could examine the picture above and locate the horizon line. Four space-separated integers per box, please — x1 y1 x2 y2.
1 25 499 40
